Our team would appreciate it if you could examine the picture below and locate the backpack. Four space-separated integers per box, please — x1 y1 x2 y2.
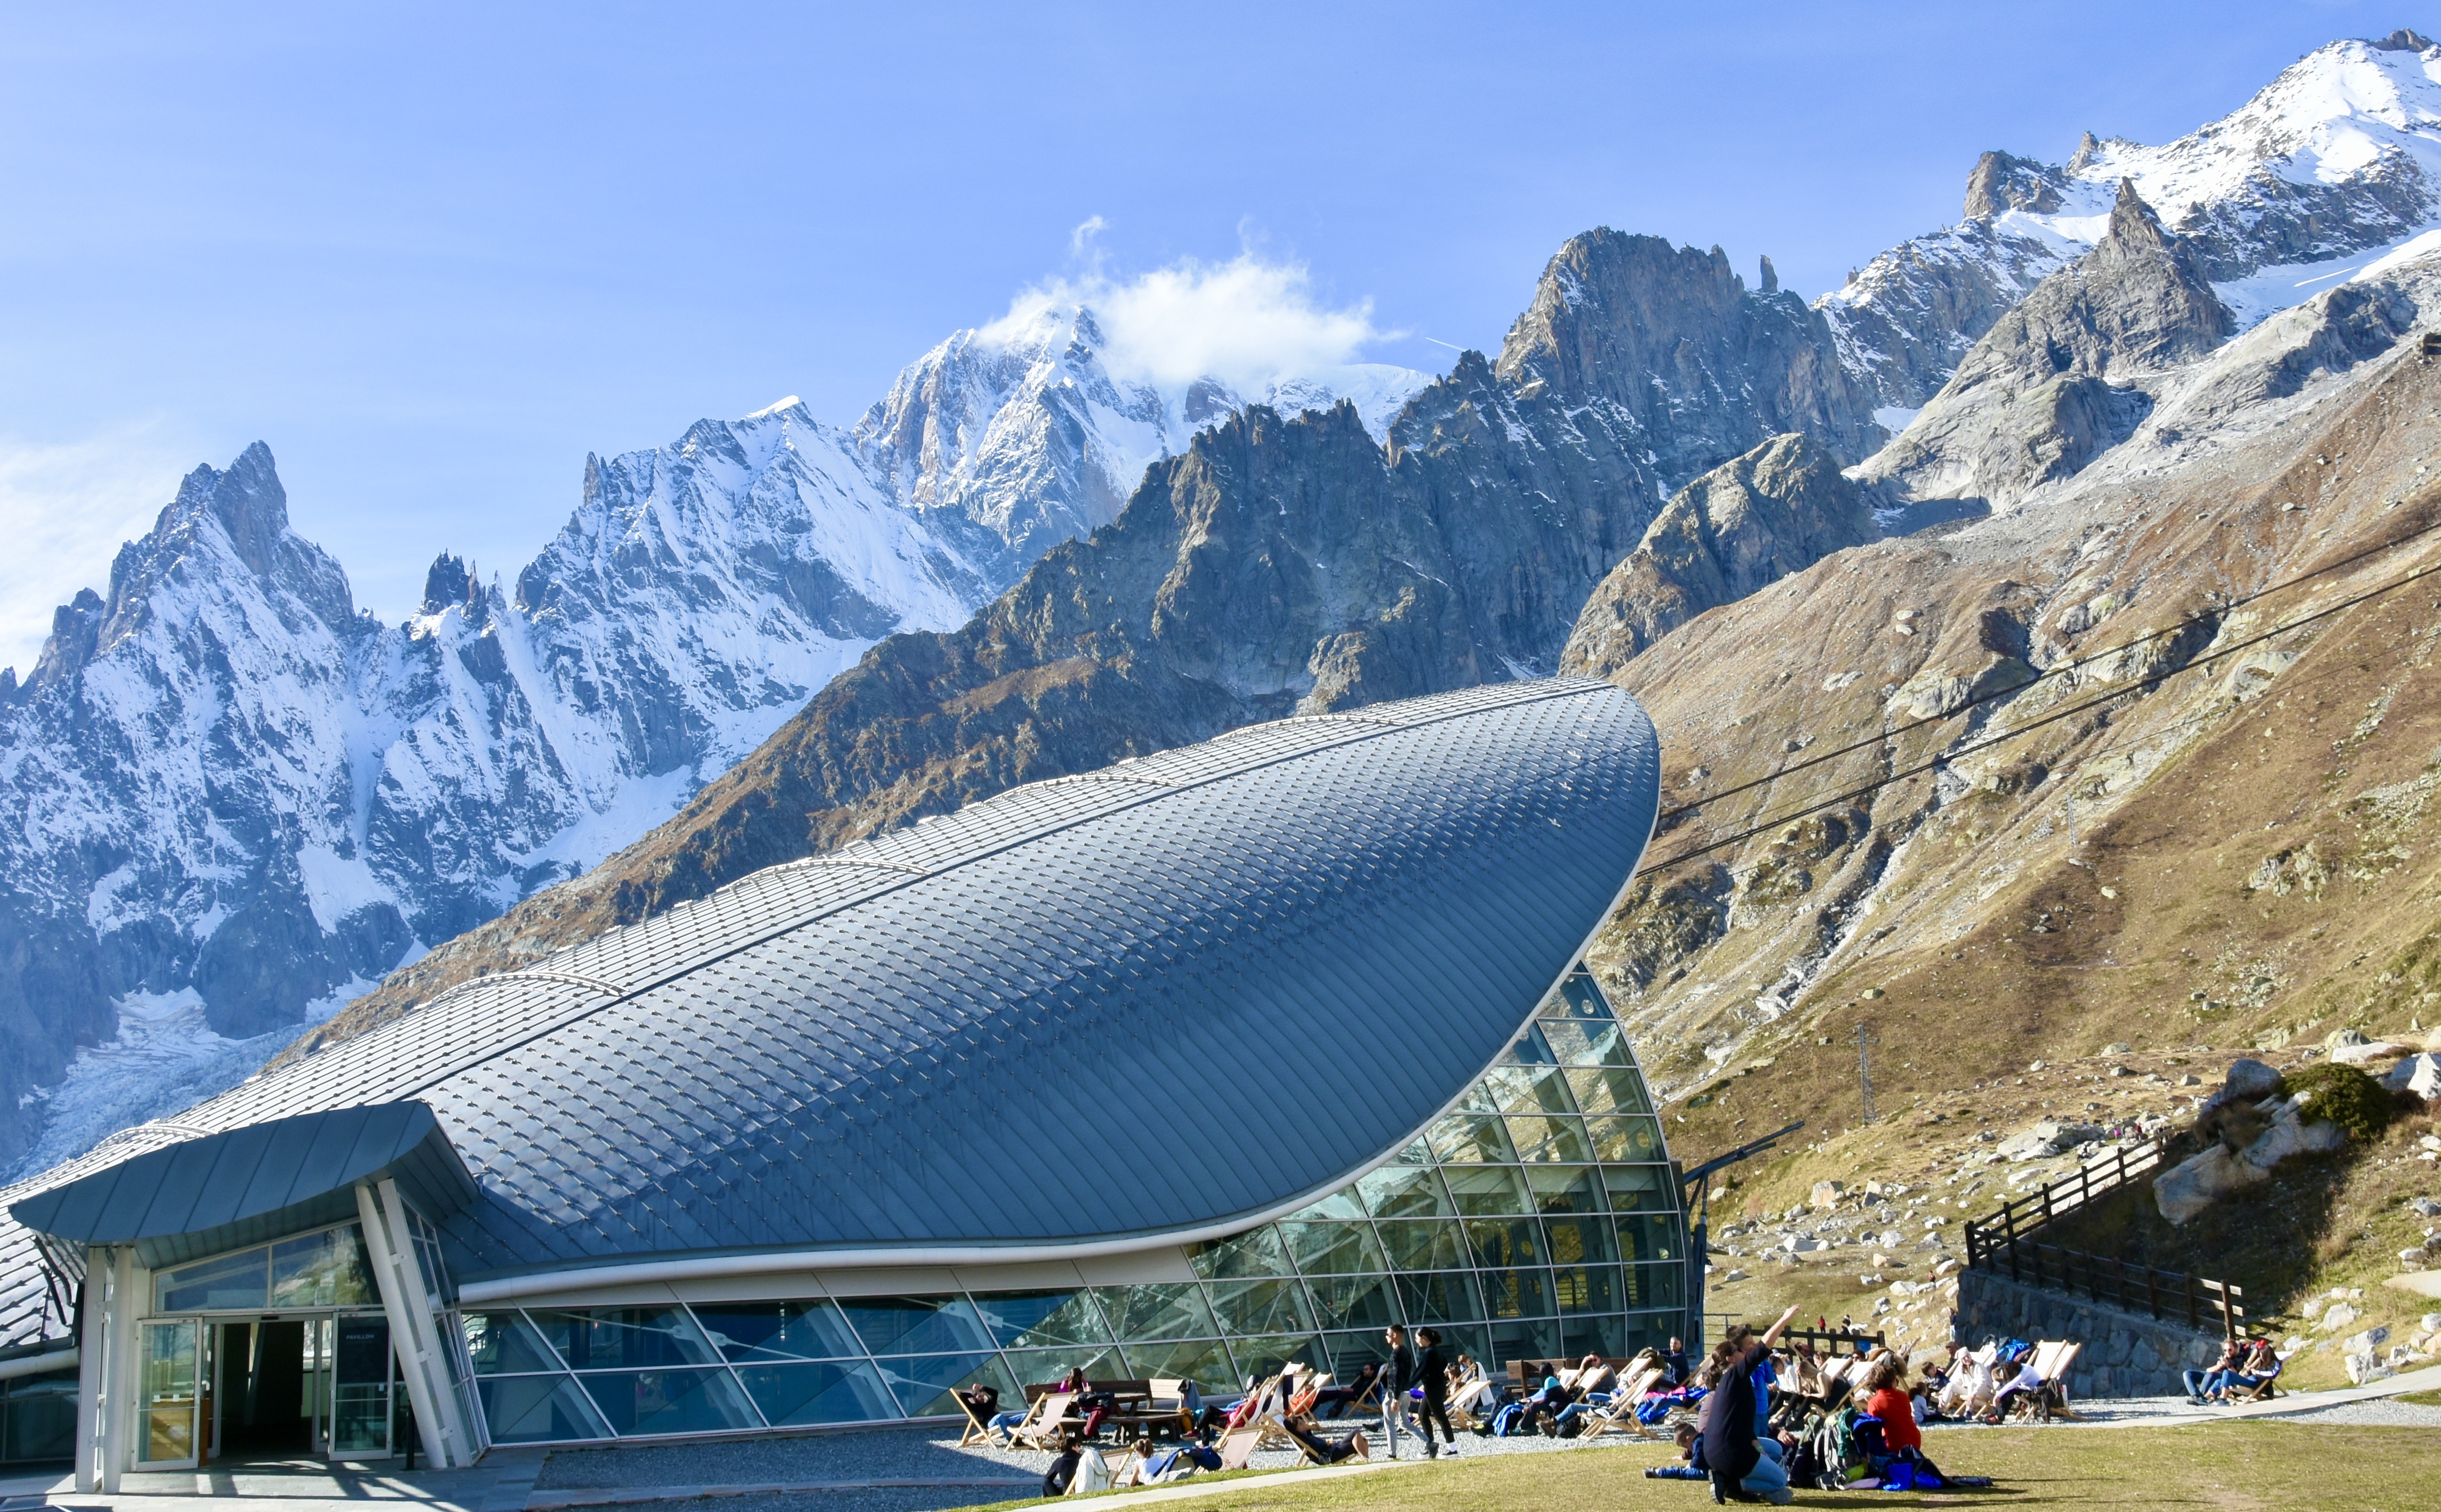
1491 1402 1529 1436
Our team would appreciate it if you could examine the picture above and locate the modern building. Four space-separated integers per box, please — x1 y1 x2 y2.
0 677 1678 1485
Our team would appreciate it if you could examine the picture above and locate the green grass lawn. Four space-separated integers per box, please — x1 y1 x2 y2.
977 1424 2441 1510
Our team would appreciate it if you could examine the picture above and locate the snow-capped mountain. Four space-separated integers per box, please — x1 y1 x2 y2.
858 304 1423 580
1825 28 2441 414
0 317 1424 1178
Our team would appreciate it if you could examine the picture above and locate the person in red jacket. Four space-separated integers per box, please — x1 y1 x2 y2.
1861 1356 1944 1486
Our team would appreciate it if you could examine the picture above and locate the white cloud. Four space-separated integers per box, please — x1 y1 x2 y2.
979 242 1397 394
0 424 197 678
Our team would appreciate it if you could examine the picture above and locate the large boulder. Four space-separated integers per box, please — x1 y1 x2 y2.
2382 1053 2441 1100
1999 1120 2107 1160
2156 1095 2346 1224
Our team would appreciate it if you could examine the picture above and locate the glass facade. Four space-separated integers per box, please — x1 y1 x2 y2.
452 966 1683 1442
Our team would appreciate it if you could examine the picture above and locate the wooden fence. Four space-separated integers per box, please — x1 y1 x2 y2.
1963 1135 2247 1338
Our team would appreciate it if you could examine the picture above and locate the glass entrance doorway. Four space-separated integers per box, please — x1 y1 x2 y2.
191 1315 393 1464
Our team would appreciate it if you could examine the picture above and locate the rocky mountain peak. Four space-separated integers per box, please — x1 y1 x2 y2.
1495 227 1884 484
1962 150 2068 219
2373 27 2436 52
1560 432 1877 676
420 552 474 615
185 441 289 581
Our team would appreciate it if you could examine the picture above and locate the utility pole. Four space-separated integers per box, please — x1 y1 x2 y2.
1854 1023 1879 1124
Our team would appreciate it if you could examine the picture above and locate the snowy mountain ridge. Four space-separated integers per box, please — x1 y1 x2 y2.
1821 29 2441 413
0 310 1422 1179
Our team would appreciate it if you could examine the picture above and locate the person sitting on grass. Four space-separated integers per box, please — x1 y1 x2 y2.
1041 1434 1084 1498
1862 1357 1948 1485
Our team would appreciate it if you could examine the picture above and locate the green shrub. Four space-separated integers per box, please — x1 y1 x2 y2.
2284 1062 2397 1143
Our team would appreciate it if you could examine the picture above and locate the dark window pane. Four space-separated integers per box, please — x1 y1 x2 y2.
575 1367 760 1436
1620 1312 1680 1355
1477 1269 1555 1322
1284 1190 1369 1222
1506 1116 1591 1164
1303 1275 1399 1332
1356 1165 1451 1220
1317 1329 1390 1376
1207 1279 1313 1337
834 1296 994 1356
1117 1338 1233 1391
1416 1323 1493 1368
999 1347 1126 1391
462 1312 563 1375
1602 1165 1674 1214
690 1300 864 1364
1278 1222 1388 1277
1392 1272 1483 1325
2 1373 76 1462
873 1353 1017 1419
1616 1214 1681 1264
1551 1264 1621 1314
1461 1218 1545 1271
1373 1219 1468 1272
477 1375 612 1443
969 1291 1112 1350
734 1360 900 1427
1425 1114 1514 1164
1441 1166 1531 1216
528 1309 719 1370
1564 1314 1625 1358
1544 1214 1618 1267
1094 1283 1220 1343
1186 1227 1293 1279
1566 1066 1653 1117
1528 1167 1604 1216
1622 1263 1686 1311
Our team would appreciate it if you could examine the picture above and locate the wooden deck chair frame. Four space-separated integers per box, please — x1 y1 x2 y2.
1147 1377 1196 1437
954 1388 998 1446
1582 1361 1668 1438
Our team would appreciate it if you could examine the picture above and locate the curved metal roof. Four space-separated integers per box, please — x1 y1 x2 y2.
7 677 1660 1291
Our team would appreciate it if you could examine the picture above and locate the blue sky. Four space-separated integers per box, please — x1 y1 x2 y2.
0 1 2411 670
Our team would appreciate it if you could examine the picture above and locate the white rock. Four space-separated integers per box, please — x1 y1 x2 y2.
2330 1040 2410 1065
2326 1303 2361 1330
2423 1314 2441 1332
2346 1352 2395 1385
2381 1053 2441 1098
2411 1198 2441 1218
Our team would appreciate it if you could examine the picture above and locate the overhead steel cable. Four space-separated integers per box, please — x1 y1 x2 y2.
1651 508 2441 829
1634 545 2441 877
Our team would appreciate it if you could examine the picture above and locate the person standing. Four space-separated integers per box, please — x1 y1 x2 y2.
1662 1336 1690 1387
1413 1328 1457 1458
1381 1324 1417 1459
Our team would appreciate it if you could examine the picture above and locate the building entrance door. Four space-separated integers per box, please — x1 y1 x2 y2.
211 1321 314 1460
135 1320 206 1469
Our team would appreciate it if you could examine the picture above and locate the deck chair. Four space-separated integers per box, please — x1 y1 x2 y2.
1217 1425 1264 1471
1443 1367 1496 1431
1576 1362 1667 1439
954 1388 998 1446
1010 1390 1080 1450
2231 1353 2282 1402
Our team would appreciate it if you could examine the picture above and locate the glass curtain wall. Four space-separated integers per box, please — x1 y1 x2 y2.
456 965 1683 1443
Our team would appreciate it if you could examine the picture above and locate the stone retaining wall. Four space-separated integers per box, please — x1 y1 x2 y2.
1956 1269 2230 1398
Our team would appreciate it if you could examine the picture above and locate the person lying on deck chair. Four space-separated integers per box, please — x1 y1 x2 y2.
1985 1357 2046 1421
1282 1417 1371 1464
1312 1362 1384 1418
